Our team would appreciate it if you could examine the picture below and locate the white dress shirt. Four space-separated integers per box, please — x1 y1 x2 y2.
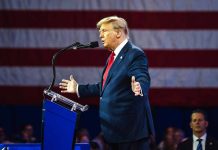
193 133 207 150
113 38 128 60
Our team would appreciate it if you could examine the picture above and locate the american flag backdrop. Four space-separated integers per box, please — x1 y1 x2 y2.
0 0 218 107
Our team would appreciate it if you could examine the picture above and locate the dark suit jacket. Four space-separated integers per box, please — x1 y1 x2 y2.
177 136 218 150
78 41 155 143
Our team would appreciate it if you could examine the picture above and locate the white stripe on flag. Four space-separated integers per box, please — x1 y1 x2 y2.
1 29 218 49
1 0 218 11
1 67 218 88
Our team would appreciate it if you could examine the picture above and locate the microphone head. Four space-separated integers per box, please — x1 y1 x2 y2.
90 41 99 48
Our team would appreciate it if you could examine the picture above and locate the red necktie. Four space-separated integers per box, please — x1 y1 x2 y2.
102 52 115 88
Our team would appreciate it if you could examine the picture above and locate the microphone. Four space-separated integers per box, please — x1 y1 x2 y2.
74 41 99 49
47 41 99 91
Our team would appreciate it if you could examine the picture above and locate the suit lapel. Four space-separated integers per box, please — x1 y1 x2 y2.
101 42 131 95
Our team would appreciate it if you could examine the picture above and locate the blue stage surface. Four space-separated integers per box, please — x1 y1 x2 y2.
0 143 90 150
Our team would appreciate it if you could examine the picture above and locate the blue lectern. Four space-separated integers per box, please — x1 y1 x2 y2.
0 143 89 150
42 90 89 150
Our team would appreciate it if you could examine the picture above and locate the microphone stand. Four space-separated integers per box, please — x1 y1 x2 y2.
46 41 98 91
41 42 80 150
47 42 80 91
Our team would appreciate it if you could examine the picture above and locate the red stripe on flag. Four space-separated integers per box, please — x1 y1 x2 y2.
1 10 218 29
0 86 99 105
150 88 218 107
1 48 218 67
0 86 217 107
147 50 218 68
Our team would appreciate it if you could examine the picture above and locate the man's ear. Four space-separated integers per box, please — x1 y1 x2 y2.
116 30 122 38
205 121 209 128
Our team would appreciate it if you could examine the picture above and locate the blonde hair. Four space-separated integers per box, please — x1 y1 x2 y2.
97 16 129 36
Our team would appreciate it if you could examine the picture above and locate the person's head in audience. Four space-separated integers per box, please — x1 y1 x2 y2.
174 128 185 144
76 128 90 143
190 109 208 138
21 124 36 143
0 127 10 143
158 126 176 150
11 123 36 143
165 127 176 145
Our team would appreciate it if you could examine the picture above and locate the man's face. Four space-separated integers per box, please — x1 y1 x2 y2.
190 112 208 134
99 23 119 50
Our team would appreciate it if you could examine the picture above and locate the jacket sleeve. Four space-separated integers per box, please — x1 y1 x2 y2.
78 82 100 98
127 49 150 96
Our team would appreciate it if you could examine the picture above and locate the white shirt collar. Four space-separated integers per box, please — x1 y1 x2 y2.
193 133 207 141
113 39 128 59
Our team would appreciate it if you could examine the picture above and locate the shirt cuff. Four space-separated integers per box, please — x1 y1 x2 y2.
139 83 143 96
76 84 80 98
140 89 143 96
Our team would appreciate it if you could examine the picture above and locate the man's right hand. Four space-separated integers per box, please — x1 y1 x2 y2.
59 75 78 93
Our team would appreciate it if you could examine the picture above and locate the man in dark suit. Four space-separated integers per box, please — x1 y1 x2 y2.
59 16 155 150
177 109 218 150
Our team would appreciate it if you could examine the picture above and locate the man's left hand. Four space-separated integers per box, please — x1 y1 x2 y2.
131 76 143 96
